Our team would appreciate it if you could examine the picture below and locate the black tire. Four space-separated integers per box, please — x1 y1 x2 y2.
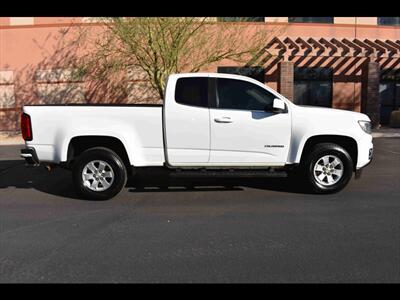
72 147 127 200
301 143 353 194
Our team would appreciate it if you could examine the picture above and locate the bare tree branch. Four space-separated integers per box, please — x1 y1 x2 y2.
74 17 285 100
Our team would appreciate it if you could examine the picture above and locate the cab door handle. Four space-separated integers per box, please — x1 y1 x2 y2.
214 117 233 123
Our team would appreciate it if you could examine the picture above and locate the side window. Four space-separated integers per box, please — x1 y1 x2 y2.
215 78 275 111
175 77 208 108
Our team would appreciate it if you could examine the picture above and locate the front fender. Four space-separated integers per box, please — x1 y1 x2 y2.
288 131 359 164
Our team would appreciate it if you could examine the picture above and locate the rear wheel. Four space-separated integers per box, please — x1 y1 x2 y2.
72 147 127 200
301 143 353 194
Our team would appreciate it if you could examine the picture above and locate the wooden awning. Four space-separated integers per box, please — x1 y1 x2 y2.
265 37 400 58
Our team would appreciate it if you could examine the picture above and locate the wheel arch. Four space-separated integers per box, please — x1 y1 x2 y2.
298 135 358 170
66 135 132 174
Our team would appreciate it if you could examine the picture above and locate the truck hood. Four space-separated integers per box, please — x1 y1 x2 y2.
296 105 371 122
289 103 372 139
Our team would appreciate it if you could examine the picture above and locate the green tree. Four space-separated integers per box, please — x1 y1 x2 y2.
76 17 283 100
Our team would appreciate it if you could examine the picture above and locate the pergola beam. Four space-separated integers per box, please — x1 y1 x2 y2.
319 38 338 56
342 38 363 56
375 40 397 52
385 40 400 52
262 37 399 59
283 37 299 50
283 37 300 57
295 37 313 56
307 38 325 55
353 39 374 56
364 39 386 55
266 37 287 56
331 38 350 55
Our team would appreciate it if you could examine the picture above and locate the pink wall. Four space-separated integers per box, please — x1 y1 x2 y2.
1 18 400 131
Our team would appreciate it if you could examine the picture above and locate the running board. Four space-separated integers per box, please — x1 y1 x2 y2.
169 168 288 178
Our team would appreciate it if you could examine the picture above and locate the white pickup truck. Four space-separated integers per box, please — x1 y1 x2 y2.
20 73 373 200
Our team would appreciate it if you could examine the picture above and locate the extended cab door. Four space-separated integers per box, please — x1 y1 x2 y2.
163 75 211 165
209 77 291 165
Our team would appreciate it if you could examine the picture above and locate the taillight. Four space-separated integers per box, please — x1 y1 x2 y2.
21 113 33 141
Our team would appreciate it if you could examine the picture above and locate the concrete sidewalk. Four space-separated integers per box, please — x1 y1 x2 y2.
0 133 24 145
371 127 400 138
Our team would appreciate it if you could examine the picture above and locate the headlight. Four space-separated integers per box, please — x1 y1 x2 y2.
358 120 372 134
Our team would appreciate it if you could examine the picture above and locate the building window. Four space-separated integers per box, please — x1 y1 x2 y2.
217 17 264 22
294 67 333 107
378 17 400 26
379 69 400 124
288 17 334 24
217 66 265 83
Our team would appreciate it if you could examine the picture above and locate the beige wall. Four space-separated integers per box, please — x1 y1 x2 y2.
356 17 378 25
9 17 34 26
334 17 356 25
334 17 378 25
265 17 288 23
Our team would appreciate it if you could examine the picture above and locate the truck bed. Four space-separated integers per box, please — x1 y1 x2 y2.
23 103 163 107
23 105 165 166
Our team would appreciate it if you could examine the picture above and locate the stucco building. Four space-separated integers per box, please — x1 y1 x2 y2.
1 17 399 133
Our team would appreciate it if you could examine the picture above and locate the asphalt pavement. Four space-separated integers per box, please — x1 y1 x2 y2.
0 138 399 283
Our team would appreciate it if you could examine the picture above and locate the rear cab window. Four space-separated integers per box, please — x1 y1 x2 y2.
175 77 208 108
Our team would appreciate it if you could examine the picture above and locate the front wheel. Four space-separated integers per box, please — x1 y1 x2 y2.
302 143 354 194
72 147 127 200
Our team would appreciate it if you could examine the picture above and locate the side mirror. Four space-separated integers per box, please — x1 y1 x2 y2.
272 98 286 113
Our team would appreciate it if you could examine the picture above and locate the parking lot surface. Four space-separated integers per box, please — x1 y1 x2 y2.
0 138 399 282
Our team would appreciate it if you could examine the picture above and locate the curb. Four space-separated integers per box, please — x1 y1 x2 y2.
0 133 24 146
372 133 400 138
0 142 25 146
